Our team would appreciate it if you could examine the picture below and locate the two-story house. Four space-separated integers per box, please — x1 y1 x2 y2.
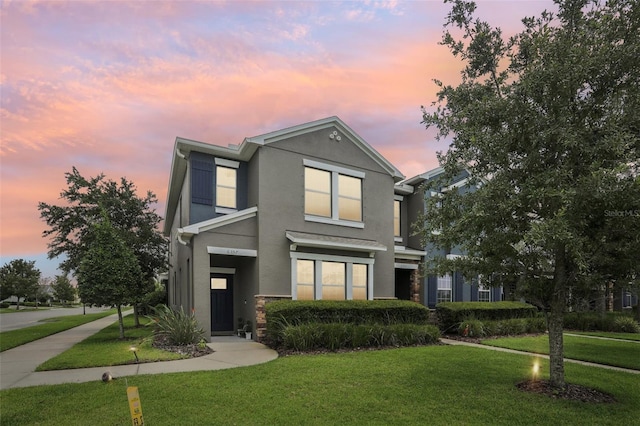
393 167 502 309
163 117 405 341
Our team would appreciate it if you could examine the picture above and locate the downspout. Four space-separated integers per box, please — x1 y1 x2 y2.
177 231 189 246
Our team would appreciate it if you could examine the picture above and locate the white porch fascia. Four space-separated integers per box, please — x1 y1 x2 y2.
394 246 425 261
179 207 258 237
286 231 387 257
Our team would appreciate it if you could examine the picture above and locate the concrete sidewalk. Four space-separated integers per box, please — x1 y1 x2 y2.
441 338 640 375
0 313 278 390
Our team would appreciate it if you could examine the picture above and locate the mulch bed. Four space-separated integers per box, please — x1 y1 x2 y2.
152 335 214 358
516 380 616 403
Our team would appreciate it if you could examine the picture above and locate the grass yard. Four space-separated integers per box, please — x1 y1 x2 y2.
36 315 185 371
482 334 640 370
1 345 639 425
0 310 117 352
566 331 640 342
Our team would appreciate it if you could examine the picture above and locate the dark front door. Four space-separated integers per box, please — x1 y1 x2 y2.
210 274 234 332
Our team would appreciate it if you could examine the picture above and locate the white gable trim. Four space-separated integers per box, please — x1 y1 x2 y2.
180 207 257 236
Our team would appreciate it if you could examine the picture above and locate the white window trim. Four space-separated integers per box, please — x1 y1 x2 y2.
215 158 240 168
393 196 402 241
290 251 374 301
477 275 491 302
303 159 364 228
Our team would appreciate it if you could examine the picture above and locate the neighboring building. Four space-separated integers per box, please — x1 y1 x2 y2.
163 117 404 341
394 167 502 309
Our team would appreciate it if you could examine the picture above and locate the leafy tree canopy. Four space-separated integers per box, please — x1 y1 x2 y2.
52 274 76 305
38 167 167 280
421 0 639 388
0 259 41 310
77 213 143 338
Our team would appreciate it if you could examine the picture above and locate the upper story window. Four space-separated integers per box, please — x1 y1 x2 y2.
216 166 236 209
393 198 401 238
215 158 239 213
303 159 364 228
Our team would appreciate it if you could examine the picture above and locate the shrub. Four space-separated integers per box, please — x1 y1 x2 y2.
613 316 640 333
462 317 547 337
151 305 204 346
138 288 168 316
563 312 635 332
436 301 537 334
280 322 440 351
0 302 10 309
266 300 430 346
458 319 485 337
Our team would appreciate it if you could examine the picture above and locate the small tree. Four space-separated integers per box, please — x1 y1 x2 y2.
77 213 142 339
0 259 41 310
52 275 76 306
421 0 640 389
39 167 167 326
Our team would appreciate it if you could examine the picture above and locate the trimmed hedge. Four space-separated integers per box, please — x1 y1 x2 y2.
281 323 441 352
265 300 432 348
458 316 547 337
564 311 640 333
436 301 537 334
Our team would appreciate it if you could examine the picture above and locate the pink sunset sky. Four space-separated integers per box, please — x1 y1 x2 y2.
1 0 556 278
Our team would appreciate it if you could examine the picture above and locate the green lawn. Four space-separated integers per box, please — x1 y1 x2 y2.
0 310 117 352
36 315 185 371
482 334 640 370
566 331 640 342
1 345 639 425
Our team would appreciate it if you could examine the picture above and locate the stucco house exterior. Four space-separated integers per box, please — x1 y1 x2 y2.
163 117 405 341
393 167 502 309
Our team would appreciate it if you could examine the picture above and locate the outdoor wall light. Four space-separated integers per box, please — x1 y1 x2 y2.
130 346 139 364
532 360 540 380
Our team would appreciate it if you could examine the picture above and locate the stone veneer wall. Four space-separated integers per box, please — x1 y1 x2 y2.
410 269 421 304
254 294 292 342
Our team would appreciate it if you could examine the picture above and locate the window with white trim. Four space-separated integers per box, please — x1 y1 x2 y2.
215 158 239 213
478 284 491 302
437 274 452 303
296 260 315 300
304 159 364 227
292 254 372 300
216 166 236 209
394 199 401 238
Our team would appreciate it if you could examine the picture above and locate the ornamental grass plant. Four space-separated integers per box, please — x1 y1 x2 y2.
150 305 205 346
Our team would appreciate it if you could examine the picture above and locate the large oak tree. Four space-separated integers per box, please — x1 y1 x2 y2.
421 0 639 389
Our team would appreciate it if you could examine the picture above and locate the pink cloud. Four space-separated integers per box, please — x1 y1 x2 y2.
0 0 557 259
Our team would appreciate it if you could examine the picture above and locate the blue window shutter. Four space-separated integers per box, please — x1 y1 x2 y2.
191 155 213 205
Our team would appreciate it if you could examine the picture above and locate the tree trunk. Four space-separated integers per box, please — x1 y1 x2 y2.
134 304 140 327
596 284 606 314
548 247 568 390
117 304 125 340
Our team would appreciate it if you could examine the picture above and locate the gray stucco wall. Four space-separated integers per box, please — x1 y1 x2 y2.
190 217 258 339
254 126 396 298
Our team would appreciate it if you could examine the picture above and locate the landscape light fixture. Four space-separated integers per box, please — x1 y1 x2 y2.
532 360 540 381
130 346 139 364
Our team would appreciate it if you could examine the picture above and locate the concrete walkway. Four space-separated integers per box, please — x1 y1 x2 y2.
0 313 278 390
441 338 640 375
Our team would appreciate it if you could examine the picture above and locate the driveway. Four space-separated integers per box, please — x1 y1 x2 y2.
0 306 112 332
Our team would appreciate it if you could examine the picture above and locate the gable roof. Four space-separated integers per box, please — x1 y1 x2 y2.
164 117 405 234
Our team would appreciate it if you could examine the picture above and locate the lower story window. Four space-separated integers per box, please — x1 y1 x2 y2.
437 274 452 303
293 254 372 300
623 292 632 308
478 286 490 302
